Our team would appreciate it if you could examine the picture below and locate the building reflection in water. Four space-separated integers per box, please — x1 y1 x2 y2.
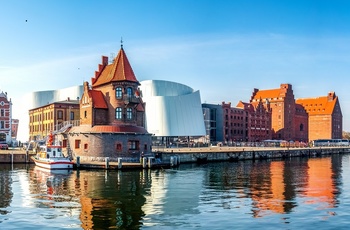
249 157 340 217
0 155 343 229
0 165 13 215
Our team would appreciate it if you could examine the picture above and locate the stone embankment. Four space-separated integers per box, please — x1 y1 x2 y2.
155 146 350 166
1 146 349 169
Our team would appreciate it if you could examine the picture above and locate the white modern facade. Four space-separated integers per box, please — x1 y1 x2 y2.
29 85 83 109
140 80 206 137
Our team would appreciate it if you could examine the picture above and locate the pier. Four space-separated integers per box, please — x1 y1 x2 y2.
1 146 350 169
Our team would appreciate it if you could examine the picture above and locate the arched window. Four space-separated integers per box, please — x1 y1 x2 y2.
126 108 132 120
126 87 133 97
116 87 122 99
116 107 122 119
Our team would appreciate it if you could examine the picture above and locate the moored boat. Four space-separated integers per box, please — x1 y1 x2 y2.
31 132 74 170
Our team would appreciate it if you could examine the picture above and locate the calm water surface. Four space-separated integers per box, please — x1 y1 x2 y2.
1 154 350 229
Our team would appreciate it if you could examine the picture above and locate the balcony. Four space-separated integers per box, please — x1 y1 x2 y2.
123 95 140 105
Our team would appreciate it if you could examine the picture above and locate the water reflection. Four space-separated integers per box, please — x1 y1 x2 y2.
0 154 346 229
0 164 13 216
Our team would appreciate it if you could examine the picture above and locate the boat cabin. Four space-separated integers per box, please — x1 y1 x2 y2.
39 145 64 159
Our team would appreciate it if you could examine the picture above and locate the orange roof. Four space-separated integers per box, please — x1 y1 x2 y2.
92 48 139 87
89 90 108 109
296 95 337 115
252 89 281 100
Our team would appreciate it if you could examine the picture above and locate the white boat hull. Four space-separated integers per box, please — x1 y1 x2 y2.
31 156 74 170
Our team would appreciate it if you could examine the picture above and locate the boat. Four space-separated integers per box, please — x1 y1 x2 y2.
31 132 74 170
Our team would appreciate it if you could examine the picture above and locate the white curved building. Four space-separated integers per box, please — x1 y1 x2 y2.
140 80 205 137
28 85 83 109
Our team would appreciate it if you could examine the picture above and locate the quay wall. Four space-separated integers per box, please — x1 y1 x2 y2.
1 147 350 168
157 147 350 164
0 151 34 164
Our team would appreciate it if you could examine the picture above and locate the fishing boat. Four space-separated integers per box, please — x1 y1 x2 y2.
31 132 74 170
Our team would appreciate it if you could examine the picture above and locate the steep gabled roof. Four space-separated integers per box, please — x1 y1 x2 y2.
92 47 139 87
296 93 338 115
89 90 108 109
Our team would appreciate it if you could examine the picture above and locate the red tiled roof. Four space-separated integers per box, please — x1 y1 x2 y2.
92 48 139 87
89 90 108 109
252 89 281 100
296 95 337 115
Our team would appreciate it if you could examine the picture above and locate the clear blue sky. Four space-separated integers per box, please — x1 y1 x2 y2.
1 0 350 141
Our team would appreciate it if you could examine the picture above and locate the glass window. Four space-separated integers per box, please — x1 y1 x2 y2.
126 87 133 97
126 108 132 120
70 111 74 120
128 140 139 150
116 87 122 98
116 107 122 119
57 110 63 119
0 109 4 117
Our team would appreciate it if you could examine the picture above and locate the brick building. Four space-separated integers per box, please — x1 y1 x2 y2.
236 99 272 142
28 99 80 141
296 92 342 141
66 46 152 161
222 102 247 143
0 92 12 144
249 84 309 142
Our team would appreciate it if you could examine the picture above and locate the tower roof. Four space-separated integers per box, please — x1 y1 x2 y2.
92 47 139 87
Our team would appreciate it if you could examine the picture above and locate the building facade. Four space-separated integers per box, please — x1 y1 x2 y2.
0 92 12 144
236 100 272 142
222 102 247 143
28 99 80 141
11 119 19 140
250 84 299 141
296 92 342 141
202 103 224 144
66 46 152 161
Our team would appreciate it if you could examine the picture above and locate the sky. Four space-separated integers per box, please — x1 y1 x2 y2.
1 0 350 141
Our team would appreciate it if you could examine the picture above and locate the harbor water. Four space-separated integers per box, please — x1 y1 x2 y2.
1 153 350 229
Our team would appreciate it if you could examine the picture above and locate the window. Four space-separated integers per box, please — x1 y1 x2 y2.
116 143 122 151
57 110 63 119
0 121 4 129
70 111 74 120
126 108 132 120
128 140 139 150
116 87 122 98
84 143 88 150
0 109 4 117
126 87 133 97
84 111 87 118
116 107 122 119
300 124 304 131
62 140 67 148
75 140 81 149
